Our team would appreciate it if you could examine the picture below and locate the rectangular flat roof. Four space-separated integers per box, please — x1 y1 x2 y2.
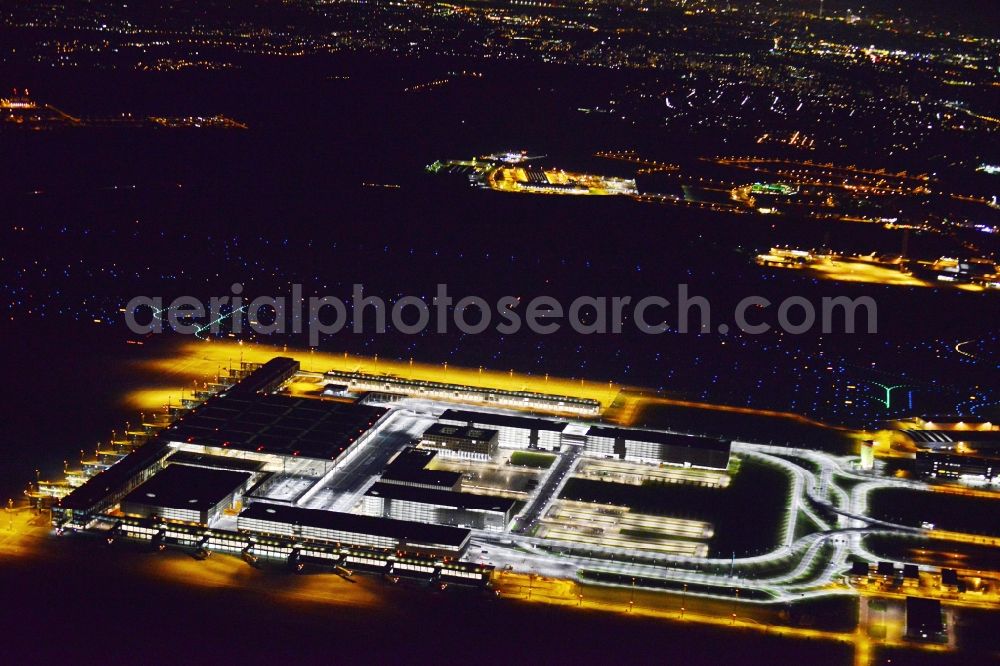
381 447 462 488
325 370 599 408
225 357 299 397
386 447 437 471
61 438 171 512
906 596 943 633
366 482 516 513
561 423 591 437
422 422 499 441
587 426 732 453
239 502 471 548
164 393 388 460
122 464 251 511
440 409 566 432
166 450 267 473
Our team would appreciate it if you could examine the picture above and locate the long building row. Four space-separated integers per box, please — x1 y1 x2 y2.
438 409 731 469
55 356 731 576
324 369 601 415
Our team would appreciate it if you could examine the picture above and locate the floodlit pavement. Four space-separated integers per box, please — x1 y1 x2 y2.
300 410 433 512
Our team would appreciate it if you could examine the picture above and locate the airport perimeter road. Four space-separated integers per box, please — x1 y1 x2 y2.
513 444 582 535
473 442 940 604
300 410 433 512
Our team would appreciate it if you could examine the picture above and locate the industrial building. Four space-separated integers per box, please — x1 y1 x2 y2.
439 409 566 450
360 482 516 532
419 422 499 460
237 502 472 556
120 464 258 525
584 426 732 469
380 447 462 491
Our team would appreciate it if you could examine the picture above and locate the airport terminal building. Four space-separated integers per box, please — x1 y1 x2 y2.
361 482 516 532
237 502 472 556
439 409 566 450
56 354 732 583
419 422 499 460
439 409 731 468
120 463 258 526
583 426 732 469
379 447 463 491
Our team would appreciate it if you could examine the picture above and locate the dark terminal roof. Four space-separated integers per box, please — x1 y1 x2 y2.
164 393 388 460
440 409 566 432
366 482 516 514
166 450 267 473
225 357 300 397
121 464 252 511
61 438 171 512
381 447 462 488
239 502 471 548
422 422 499 441
587 426 732 452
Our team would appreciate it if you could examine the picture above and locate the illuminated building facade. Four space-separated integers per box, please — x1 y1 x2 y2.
237 502 472 556
584 426 732 469
360 482 515 532
120 464 256 525
419 422 499 460
439 409 565 450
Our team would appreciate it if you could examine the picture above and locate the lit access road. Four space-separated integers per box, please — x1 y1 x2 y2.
469 440 946 606
512 443 583 534
474 527 889 603
300 410 433 512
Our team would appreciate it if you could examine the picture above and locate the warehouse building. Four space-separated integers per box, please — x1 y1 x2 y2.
380 447 462 491
360 482 516 532
237 502 471 556
439 409 566 450
120 464 257 526
419 423 499 460
584 426 732 469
